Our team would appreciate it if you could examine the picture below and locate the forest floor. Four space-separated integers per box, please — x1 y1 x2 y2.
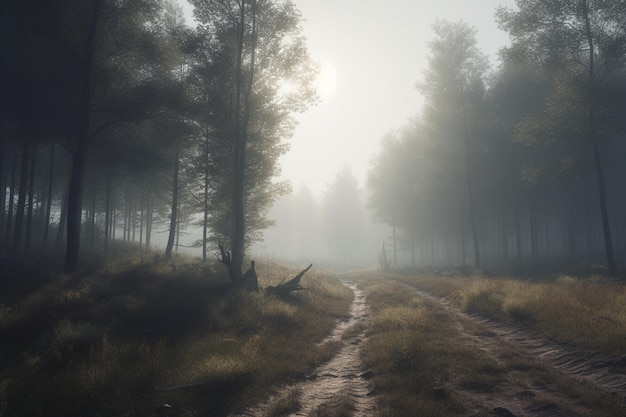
235 271 626 417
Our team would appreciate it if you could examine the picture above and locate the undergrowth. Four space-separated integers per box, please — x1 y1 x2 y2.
0 254 352 417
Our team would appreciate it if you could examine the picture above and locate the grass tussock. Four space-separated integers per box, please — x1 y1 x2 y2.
400 273 626 354
360 280 469 417
264 387 302 417
0 254 352 417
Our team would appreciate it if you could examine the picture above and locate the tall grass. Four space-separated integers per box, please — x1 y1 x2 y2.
400 274 626 354
361 276 624 417
0 255 352 417
361 280 469 417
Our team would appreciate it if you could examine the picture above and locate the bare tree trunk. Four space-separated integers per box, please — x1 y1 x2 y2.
55 178 70 251
24 142 37 255
88 177 97 252
0 135 7 252
202 133 210 262
3 144 17 252
165 151 180 259
13 140 32 255
139 198 144 248
581 0 616 276
146 197 152 249
65 0 101 273
42 144 55 249
175 198 181 253
104 171 111 254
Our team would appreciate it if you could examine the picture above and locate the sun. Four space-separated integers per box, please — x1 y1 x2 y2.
316 61 338 100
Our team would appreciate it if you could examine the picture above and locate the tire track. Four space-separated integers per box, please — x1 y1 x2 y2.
399 280 626 399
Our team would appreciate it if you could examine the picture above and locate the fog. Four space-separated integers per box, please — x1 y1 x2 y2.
3 0 626 276
252 169 389 270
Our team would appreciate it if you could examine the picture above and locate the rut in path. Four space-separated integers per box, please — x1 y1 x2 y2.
399 280 626 399
231 280 376 417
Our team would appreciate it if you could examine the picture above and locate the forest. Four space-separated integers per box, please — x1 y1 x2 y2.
2 0 626 278
366 8 626 276
2 1 626 416
2 0 319 283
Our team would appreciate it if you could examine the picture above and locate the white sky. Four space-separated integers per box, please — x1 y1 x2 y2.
180 0 516 198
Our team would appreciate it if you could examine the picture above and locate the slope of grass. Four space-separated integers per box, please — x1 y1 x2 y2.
0 254 352 417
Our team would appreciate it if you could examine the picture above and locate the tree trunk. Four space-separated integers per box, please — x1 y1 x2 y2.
146 197 152 249
3 144 17 252
581 0 616 275
88 177 96 251
55 178 70 250
165 151 180 259
24 142 37 255
0 135 7 252
104 171 111 254
42 144 55 249
139 198 144 248
228 0 258 285
65 0 101 273
202 135 210 262
12 140 32 255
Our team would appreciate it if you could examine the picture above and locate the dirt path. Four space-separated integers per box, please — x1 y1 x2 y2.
231 280 376 417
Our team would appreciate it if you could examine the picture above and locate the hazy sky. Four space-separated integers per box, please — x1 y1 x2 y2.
181 0 516 198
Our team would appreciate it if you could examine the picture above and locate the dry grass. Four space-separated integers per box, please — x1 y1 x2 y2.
0 253 353 417
359 275 624 417
264 388 302 417
397 273 626 354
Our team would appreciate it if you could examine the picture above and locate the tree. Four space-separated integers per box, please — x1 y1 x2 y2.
189 0 317 285
418 20 488 268
497 0 626 276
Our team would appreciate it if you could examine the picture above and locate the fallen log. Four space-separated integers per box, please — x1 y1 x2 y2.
266 263 313 296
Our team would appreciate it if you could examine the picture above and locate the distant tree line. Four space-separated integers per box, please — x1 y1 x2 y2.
368 2 626 275
1 0 317 278
257 166 383 269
